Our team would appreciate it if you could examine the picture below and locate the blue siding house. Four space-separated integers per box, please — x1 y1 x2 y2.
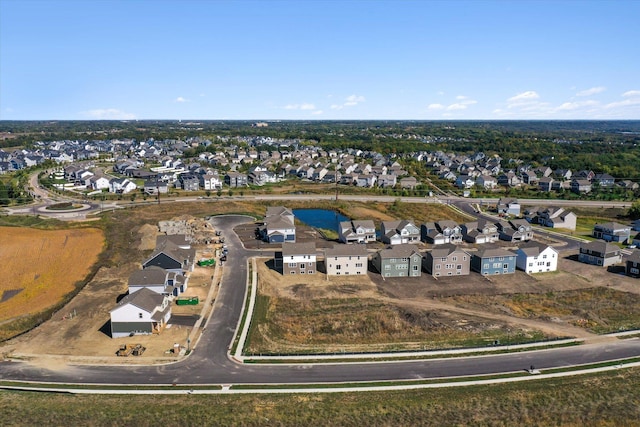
471 246 517 275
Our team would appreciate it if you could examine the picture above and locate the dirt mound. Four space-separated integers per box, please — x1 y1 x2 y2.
137 224 159 250
158 216 218 244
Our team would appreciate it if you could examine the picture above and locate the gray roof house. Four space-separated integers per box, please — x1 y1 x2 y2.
380 220 420 245
324 244 369 276
372 244 422 278
260 206 296 243
423 244 470 277
592 222 632 244
578 241 622 267
462 219 499 244
497 197 521 216
498 219 534 242
275 242 317 275
626 250 640 278
109 288 172 338
338 220 376 244
142 236 196 274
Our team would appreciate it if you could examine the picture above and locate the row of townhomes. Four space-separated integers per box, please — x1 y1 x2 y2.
109 235 195 338
270 205 640 280
275 238 640 280
3 138 638 198
274 241 560 278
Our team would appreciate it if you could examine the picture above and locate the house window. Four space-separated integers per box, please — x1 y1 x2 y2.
457 264 462 269
452 256 457 261
435 264 441 269
484 263 489 269
355 263 363 268
290 271 296 274
503 264 509 269
413 265 418 271
138 313 143 319
288 262 297 268
441 257 447 262
384 265 391 270
336 265 341 270
543 254 547 259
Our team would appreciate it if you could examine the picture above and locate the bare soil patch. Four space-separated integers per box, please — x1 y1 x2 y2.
0 226 104 330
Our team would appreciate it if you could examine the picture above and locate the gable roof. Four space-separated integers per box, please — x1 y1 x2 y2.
517 241 557 257
325 244 368 258
474 246 516 258
429 244 467 258
111 288 165 314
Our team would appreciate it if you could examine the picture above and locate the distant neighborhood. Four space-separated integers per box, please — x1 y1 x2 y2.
2 134 639 201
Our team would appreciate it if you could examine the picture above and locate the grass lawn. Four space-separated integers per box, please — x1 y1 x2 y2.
1 367 639 426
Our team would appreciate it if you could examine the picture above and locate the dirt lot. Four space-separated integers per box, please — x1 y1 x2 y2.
1 226 222 365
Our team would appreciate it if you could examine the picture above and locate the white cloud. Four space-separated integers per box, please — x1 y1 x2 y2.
311 110 323 115
576 86 606 97
284 103 317 111
508 91 539 103
332 94 366 109
175 96 188 103
622 90 640 97
605 98 640 109
555 100 599 111
427 103 445 110
81 108 136 120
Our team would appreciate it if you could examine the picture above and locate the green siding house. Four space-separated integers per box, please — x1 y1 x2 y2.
372 244 422 278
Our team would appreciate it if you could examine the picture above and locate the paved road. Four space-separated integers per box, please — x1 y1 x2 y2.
2 214 640 386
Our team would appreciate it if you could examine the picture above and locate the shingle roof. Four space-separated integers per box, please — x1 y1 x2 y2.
111 288 165 314
282 241 316 256
325 244 368 258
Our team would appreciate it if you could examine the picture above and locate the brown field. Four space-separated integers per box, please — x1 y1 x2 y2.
0 226 104 326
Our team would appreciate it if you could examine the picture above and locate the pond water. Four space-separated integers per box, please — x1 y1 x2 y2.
293 209 350 232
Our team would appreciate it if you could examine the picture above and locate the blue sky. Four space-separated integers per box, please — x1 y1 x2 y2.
1 0 639 120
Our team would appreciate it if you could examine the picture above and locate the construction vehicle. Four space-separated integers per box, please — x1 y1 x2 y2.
116 343 146 357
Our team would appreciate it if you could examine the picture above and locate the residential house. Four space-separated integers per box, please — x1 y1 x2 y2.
471 246 517 275
399 177 418 189
476 175 498 189
594 173 615 188
617 180 639 191
497 197 521 216
200 171 222 190
356 174 377 188
260 206 296 243
372 244 422 278
592 222 632 244
178 173 200 191
143 178 169 195
423 244 470 277
128 266 187 296
224 171 248 188
626 250 640 278
88 175 110 191
575 170 595 181
632 219 640 232
455 175 475 189
142 235 195 274
324 244 369 276
538 177 554 192
462 219 499 244
338 220 376 244
421 220 463 245
109 177 137 194
498 219 534 242
497 172 522 187
571 179 592 194
275 242 317 275
536 207 577 231
554 168 572 180
516 242 558 274
380 220 420 245
109 288 172 338
377 174 397 188
578 241 622 267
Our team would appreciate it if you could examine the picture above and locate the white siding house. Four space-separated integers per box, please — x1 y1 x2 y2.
516 242 559 274
109 288 172 338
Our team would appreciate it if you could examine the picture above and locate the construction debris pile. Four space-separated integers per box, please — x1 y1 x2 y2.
158 215 218 244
